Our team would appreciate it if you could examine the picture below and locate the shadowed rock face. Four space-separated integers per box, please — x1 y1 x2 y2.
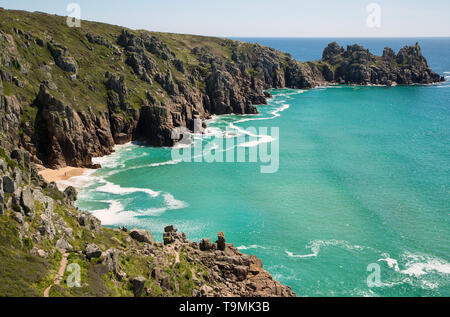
0 10 444 168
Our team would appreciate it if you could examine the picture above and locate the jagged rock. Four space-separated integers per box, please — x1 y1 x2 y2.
102 248 121 275
39 213 56 239
30 247 48 258
20 186 34 217
130 228 154 244
63 186 77 204
163 225 186 245
151 267 161 283
130 276 146 297
56 237 73 252
216 232 226 251
12 211 24 224
85 244 102 259
77 212 102 233
10 149 24 164
160 275 170 290
0 158 5 172
55 217 73 238
200 238 213 251
2 176 15 193
200 285 213 297
47 41 78 73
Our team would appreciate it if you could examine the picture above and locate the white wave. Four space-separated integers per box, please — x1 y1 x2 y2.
236 244 267 250
233 103 291 124
164 193 189 210
378 252 450 277
286 240 373 258
90 200 137 226
96 180 160 197
444 71 450 74
399 252 450 277
56 169 98 191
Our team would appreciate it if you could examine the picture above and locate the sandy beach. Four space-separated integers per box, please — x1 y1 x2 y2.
38 166 87 183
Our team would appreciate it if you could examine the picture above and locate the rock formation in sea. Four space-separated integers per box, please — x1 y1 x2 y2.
0 9 443 169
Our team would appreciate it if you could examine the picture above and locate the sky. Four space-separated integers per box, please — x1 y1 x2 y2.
1 0 449 37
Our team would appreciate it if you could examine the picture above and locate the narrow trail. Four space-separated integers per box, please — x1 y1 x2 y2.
44 253 69 297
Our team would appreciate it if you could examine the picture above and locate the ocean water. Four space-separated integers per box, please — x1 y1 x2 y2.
72 38 450 297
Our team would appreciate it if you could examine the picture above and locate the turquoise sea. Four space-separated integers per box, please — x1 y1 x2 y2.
72 38 450 297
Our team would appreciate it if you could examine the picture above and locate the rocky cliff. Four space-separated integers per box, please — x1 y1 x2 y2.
0 9 443 169
0 147 295 297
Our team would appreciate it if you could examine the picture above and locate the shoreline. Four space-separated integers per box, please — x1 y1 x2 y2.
38 166 87 184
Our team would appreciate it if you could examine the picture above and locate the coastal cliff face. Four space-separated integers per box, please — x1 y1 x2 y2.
319 42 444 86
0 148 295 297
0 9 443 169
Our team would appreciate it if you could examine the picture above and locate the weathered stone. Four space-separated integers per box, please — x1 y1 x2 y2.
199 238 213 251
130 276 146 297
56 237 73 252
12 211 24 224
0 158 6 172
151 267 161 282
163 225 186 245
130 228 154 244
63 186 77 204
160 275 170 290
77 212 102 233
39 213 56 239
85 244 102 259
2 176 15 193
31 247 48 258
216 232 226 251
102 248 121 274
20 186 34 217
200 285 213 296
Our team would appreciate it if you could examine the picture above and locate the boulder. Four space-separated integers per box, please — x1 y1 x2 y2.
31 247 48 258
0 158 6 172
200 238 213 251
20 186 34 217
63 186 77 203
163 225 186 245
130 276 146 297
10 149 24 165
77 212 102 233
12 212 24 224
102 248 121 275
39 213 56 239
160 275 170 290
0 177 3 204
56 237 73 252
151 267 161 282
233 265 249 281
130 228 154 244
2 176 15 193
200 285 213 297
85 244 102 259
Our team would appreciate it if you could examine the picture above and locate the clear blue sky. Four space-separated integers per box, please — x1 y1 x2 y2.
1 0 449 37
